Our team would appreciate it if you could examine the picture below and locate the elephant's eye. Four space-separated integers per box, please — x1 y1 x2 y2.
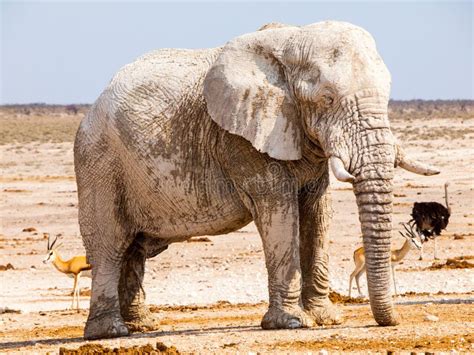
322 95 334 106
306 76 320 86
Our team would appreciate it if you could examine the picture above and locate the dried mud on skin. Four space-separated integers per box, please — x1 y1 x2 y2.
59 342 180 355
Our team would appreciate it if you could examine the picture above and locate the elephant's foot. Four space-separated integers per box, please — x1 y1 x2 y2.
84 312 129 340
123 308 160 333
304 298 343 325
261 306 314 329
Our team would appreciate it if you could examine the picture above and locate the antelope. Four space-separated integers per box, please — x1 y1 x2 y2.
410 182 451 260
43 235 92 310
349 223 422 298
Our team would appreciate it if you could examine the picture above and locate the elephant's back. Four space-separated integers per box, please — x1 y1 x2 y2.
116 48 219 81
92 47 221 147
108 48 221 112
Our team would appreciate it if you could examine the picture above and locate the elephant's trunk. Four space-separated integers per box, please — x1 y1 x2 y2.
350 130 398 325
354 176 398 325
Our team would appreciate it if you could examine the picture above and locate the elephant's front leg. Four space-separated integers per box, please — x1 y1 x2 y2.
253 194 314 329
299 178 342 325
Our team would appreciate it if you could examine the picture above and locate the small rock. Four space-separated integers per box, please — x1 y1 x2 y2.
424 314 439 322
0 307 21 314
22 227 37 232
0 263 14 271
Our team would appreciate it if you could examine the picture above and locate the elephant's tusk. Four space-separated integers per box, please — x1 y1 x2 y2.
395 145 440 176
329 156 355 183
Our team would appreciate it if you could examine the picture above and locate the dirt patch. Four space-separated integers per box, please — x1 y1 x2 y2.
428 257 474 270
22 227 37 232
453 233 473 240
394 193 407 197
0 263 15 271
329 290 367 304
69 288 91 297
404 183 430 189
0 307 21 314
186 237 212 243
0 325 84 340
455 255 474 260
0 175 76 183
59 342 180 355
149 300 266 313
271 333 473 352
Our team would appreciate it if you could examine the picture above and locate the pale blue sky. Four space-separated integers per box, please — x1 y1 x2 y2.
1 1 472 104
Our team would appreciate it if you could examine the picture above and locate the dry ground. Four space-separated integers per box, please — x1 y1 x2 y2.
1 298 473 353
0 104 473 354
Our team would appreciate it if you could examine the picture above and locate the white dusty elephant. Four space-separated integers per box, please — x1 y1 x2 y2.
74 21 439 339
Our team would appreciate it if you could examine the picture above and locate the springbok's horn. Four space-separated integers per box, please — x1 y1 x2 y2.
50 235 58 249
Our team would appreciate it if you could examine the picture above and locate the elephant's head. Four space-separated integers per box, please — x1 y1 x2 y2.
203 21 439 326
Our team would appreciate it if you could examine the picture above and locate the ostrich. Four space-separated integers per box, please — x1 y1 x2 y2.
410 182 451 260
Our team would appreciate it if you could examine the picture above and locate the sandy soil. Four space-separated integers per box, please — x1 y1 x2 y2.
0 109 473 353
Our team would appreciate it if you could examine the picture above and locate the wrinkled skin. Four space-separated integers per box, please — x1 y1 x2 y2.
75 21 438 340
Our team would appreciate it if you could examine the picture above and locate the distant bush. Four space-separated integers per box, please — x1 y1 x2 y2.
0 104 91 117
0 100 472 122
388 100 473 120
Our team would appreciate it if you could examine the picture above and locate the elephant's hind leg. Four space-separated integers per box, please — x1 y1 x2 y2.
119 234 166 332
299 178 342 325
78 180 134 339
83 232 131 339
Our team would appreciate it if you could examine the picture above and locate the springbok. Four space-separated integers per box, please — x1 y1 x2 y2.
349 223 422 298
43 235 92 310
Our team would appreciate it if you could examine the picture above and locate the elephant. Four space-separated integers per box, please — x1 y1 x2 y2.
74 21 439 340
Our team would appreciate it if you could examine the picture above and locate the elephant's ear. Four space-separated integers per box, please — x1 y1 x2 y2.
203 29 302 160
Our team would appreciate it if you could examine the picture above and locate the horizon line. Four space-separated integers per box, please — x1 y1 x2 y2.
1 98 473 106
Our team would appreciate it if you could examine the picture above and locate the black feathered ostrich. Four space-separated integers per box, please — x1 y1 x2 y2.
409 182 451 260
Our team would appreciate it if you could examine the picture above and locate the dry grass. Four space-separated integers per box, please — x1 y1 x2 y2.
0 115 82 144
388 100 473 121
